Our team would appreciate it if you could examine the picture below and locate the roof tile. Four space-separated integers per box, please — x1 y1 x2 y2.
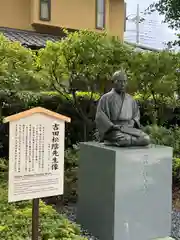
0 27 60 47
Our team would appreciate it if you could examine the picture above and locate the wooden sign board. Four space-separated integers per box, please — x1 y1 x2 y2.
4 107 71 203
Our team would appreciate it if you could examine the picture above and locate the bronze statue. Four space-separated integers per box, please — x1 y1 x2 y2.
95 70 150 147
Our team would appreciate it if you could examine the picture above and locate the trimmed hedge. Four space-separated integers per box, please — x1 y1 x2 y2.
0 91 97 158
0 90 179 158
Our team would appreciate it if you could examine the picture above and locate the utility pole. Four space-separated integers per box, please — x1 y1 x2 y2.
136 4 140 44
126 3 142 44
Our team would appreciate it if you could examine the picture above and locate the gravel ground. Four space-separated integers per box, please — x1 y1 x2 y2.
172 208 180 239
58 205 180 240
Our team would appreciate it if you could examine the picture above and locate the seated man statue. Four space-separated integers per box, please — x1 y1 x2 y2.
95 70 150 147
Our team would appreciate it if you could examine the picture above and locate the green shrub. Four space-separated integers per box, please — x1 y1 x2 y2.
65 145 79 170
0 171 87 240
173 158 180 185
144 125 180 156
144 125 180 185
63 146 79 203
144 125 173 146
0 158 8 172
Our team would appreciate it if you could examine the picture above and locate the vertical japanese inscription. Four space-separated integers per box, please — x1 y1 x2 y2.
38 124 45 171
14 124 18 172
32 126 35 171
38 124 42 170
35 125 38 172
22 124 25 172
18 124 22 173
142 154 148 192
13 123 46 174
25 125 28 172
42 126 45 170
28 124 32 172
51 123 60 171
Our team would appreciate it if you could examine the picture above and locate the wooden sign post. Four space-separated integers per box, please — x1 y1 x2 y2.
32 198 39 240
4 107 71 240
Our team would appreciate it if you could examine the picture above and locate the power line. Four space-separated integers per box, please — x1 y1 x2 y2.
125 3 172 49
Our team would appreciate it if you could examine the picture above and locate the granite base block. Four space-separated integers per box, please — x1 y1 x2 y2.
77 142 173 240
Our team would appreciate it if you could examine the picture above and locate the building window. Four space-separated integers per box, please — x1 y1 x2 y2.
40 0 51 21
96 0 105 29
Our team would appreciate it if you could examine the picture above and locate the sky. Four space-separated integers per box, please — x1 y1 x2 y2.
124 0 178 50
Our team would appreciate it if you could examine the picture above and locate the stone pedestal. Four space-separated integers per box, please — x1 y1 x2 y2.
77 142 173 240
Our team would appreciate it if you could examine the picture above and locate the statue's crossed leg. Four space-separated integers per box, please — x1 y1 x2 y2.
104 130 150 147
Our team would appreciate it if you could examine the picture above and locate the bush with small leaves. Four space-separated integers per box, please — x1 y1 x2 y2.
0 171 87 240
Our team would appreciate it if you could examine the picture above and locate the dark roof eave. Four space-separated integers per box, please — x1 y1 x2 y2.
0 27 61 48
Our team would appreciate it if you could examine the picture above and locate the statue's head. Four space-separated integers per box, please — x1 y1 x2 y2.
112 70 127 93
